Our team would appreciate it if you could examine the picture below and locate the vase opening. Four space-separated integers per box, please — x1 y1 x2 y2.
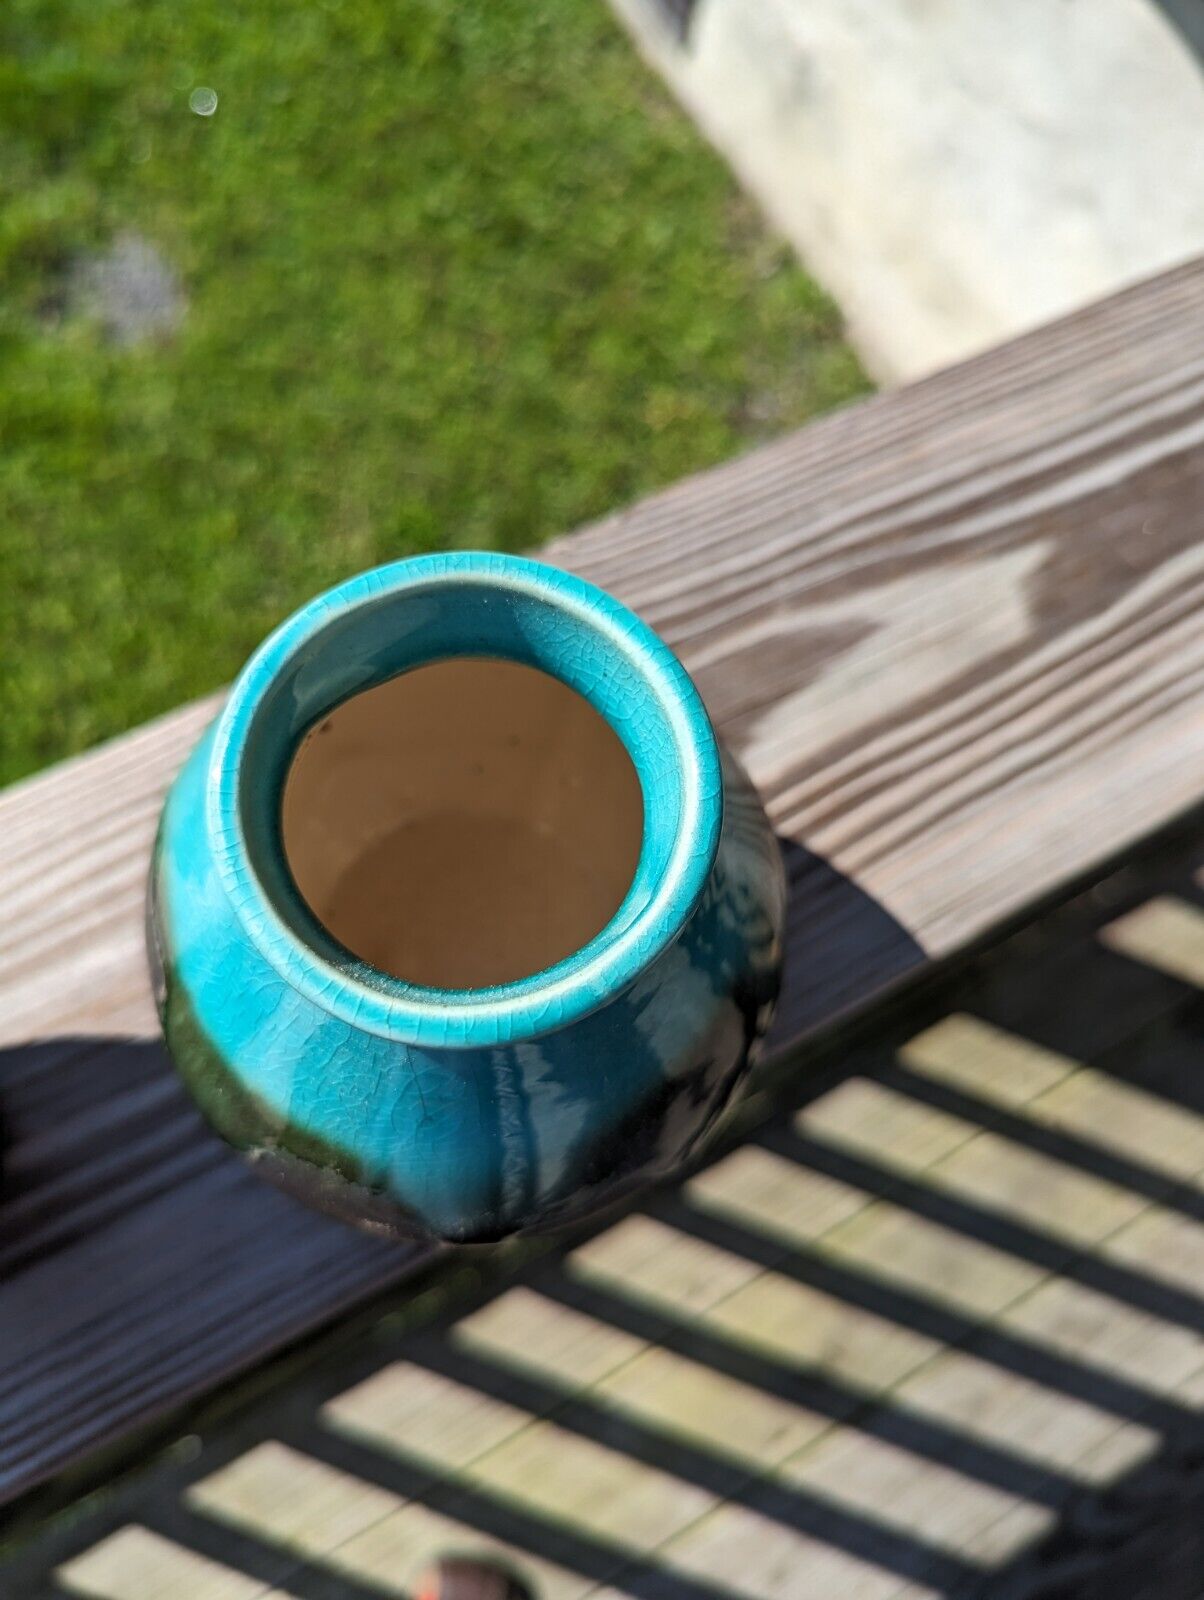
215 556 722 1043
281 657 645 990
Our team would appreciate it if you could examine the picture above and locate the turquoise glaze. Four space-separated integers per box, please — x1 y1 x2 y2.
148 553 785 1241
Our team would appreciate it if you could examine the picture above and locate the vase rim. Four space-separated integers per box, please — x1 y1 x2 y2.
205 551 724 1047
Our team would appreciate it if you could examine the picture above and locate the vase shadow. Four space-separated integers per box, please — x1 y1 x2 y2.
0 840 921 1277
7 832 1204 1595
768 834 925 1048
0 837 921 1515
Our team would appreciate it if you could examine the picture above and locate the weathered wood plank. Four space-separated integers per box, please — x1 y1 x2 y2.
187 1443 591 1600
56 1526 273 1600
13 836 1204 1600
5 257 1204 1504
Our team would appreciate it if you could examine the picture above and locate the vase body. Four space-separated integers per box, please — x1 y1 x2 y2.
148 553 785 1242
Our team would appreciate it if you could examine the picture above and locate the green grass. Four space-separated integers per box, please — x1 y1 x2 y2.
0 0 868 786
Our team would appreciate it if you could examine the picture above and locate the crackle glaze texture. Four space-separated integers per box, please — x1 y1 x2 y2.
148 553 785 1241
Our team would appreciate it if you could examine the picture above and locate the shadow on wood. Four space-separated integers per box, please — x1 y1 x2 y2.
6 831 1204 1600
769 837 925 1046
0 835 919 1507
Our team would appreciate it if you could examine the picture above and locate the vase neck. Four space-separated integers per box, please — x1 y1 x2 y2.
206 553 722 1047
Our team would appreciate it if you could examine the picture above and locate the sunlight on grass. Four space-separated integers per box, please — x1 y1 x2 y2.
0 0 868 784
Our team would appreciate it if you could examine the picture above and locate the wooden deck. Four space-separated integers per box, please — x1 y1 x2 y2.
3 255 1204 1589
9 825 1204 1598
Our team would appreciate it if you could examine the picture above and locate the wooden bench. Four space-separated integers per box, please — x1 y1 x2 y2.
3 255 1204 1531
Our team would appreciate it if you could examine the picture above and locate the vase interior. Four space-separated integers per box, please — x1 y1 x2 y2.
282 657 644 989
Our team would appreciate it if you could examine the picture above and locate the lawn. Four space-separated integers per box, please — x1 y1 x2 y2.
0 0 868 786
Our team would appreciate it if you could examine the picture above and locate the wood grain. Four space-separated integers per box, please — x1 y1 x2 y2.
12 839 1204 1599
4 257 1204 1505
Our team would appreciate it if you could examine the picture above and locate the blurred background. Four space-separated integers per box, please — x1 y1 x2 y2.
0 0 869 788
8 0 1203 790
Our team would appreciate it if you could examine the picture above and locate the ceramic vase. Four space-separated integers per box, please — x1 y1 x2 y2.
147 553 785 1241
